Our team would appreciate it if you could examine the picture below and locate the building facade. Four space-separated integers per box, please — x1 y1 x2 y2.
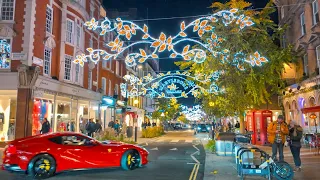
0 0 125 144
276 0 320 133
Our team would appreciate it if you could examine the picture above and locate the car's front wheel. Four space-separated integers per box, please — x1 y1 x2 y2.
27 154 56 179
121 150 141 170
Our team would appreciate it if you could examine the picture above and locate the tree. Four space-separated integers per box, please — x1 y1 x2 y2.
176 0 296 133
152 98 182 121
177 114 188 124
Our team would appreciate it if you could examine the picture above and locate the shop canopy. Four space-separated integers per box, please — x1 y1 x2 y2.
301 106 320 114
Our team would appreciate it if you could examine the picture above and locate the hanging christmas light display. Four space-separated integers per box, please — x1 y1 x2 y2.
181 105 206 120
73 9 268 70
121 70 224 99
0 39 11 69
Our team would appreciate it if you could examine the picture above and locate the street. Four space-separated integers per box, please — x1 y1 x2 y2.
0 130 207 180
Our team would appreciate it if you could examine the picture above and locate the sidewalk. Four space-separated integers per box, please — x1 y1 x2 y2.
203 143 320 180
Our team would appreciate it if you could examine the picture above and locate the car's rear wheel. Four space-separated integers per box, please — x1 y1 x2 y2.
121 150 141 170
27 154 56 179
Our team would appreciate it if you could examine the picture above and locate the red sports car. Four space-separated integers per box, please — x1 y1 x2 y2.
1 132 149 179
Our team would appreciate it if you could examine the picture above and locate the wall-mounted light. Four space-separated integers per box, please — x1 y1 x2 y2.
133 99 139 105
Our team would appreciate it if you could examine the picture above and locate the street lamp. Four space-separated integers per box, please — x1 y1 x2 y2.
161 112 165 117
133 99 139 105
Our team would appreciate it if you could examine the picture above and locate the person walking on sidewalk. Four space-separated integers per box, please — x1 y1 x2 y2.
288 120 303 172
267 115 289 162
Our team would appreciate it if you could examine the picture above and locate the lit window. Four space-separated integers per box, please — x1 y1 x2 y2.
102 77 106 95
76 25 81 47
300 13 306 36
66 19 74 44
64 55 72 80
0 39 11 69
44 47 52 75
1 0 14 21
75 63 80 83
46 6 53 33
313 0 319 25
303 54 308 76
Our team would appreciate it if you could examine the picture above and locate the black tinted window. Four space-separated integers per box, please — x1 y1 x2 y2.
49 136 63 144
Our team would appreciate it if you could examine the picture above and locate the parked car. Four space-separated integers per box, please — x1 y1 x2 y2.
173 123 183 130
2 132 149 179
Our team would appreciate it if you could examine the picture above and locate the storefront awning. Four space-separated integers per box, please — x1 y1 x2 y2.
301 106 320 113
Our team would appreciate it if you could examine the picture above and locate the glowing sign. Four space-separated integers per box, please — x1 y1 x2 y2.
121 71 224 99
0 39 11 69
73 9 268 70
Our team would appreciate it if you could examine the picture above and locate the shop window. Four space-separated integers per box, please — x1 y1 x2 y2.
32 99 54 135
46 6 53 33
1 0 14 21
0 39 11 69
0 96 16 141
56 102 71 132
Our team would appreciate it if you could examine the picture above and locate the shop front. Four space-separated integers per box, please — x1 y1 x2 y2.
33 76 101 135
100 96 116 129
0 90 17 142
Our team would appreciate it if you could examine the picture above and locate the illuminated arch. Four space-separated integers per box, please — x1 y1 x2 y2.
73 9 268 70
121 71 224 99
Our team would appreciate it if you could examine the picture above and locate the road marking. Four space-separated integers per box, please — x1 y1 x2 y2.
193 162 200 180
187 163 202 165
170 139 180 143
189 164 199 180
189 164 197 180
150 147 158 151
170 148 178 151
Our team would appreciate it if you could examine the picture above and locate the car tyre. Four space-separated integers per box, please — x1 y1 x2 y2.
27 154 56 179
121 149 141 171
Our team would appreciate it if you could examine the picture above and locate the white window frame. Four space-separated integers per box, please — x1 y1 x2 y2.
102 77 106 95
64 55 72 81
44 47 52 76
0 0 15 21
75 63 80 83
66 19 74 44
115 60 120 75
303 54 308 76
313 0 319 25
46 5 53 34
88 71 92 90
281 6 284 19
316 45 320 70
0 37 12 69
76 24 81 47
300 12 306 36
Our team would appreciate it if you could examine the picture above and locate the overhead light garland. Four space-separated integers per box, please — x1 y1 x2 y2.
0 39 11 69
73 9 268 70
121 70 224 99
181 105 206 120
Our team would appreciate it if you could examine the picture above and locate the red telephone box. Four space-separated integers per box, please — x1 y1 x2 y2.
246 110 256 145
254 110 273 146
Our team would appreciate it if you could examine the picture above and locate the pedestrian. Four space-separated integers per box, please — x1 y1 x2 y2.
288 120 303 172
40 118 50 134
86 119 95 137
267 115 289 162
235 121 240 128
95 120 102 133
114 120 120 134
108 120 115 128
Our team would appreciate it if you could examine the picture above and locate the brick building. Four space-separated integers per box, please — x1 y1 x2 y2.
0 0 126 145
275 0 320 132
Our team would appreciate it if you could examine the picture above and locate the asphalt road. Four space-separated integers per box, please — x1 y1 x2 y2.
0 130 206 180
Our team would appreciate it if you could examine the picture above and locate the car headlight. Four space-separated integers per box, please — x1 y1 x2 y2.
197 127 201 129
207 127 210 130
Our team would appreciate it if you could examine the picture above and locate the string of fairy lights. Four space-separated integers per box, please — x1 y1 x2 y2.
72 6 275 99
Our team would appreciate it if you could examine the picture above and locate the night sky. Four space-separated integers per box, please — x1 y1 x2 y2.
103 0 275 105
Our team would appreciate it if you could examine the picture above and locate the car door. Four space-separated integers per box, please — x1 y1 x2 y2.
58 135 109 170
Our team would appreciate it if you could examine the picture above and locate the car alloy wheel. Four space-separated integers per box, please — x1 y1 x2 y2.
28 154 56 179
121 150 141 170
